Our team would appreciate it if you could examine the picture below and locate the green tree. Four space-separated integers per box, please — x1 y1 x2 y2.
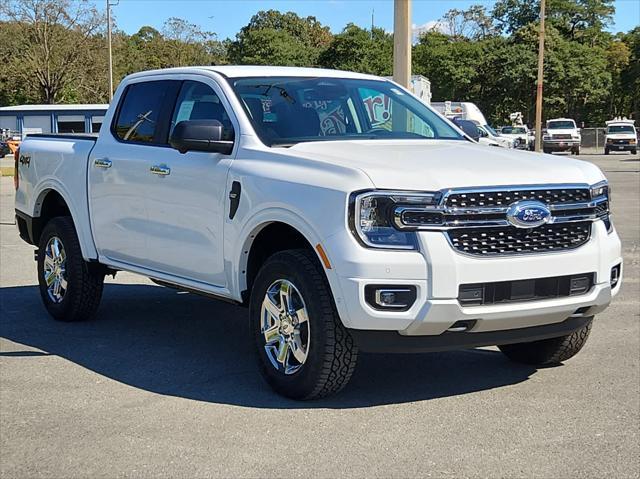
229 10 331 66
493 0 614 44
319 24 392 75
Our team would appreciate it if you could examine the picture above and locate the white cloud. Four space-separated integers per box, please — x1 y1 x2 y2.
412 20 449 38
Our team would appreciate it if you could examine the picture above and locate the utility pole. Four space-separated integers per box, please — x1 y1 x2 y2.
371 9 374 39
393 0 411 89
106 0 119 102
534 0 546 152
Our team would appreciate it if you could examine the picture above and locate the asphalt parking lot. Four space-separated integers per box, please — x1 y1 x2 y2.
1 152 638 478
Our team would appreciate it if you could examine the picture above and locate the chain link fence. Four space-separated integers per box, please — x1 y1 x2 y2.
580 128 607 150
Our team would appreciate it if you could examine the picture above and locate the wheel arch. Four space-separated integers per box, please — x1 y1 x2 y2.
30 186 97 260
240 221 316 304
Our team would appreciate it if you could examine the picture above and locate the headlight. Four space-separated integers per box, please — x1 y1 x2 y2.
590 181 613 233
543 135 551 140
590 181 608 199
572 135 580 140
630 139 636 144
349 191 440 250
606 138 613 143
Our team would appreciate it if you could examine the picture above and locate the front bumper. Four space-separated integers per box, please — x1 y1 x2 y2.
606 142 636 151
543 140 580 151
325 220 622 347
349 315 593 353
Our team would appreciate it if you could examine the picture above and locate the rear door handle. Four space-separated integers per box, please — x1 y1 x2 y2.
150 164 171 176
94 158 112 168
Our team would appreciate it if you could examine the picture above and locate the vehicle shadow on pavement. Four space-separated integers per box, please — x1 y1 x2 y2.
0 283 538 409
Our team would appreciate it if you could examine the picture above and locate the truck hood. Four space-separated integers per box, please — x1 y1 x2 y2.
287 140 605 190
547 129 579 136
501 132 527 139
606 133 636 139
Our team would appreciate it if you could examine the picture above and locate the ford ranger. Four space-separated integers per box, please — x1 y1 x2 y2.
14 66 622 400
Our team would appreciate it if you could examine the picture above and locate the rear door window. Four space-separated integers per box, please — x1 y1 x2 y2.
113 80 180 144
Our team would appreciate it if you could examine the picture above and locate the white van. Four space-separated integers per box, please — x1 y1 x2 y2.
431 101 514 148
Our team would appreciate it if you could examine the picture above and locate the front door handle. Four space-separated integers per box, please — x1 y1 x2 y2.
150 164 171 176
94 158 112 168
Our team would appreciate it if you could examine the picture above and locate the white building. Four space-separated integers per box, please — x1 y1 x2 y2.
0 104 109 138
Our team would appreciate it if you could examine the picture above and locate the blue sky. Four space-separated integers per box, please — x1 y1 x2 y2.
103 0 640 39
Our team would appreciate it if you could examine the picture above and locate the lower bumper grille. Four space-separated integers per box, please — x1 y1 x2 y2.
447 222 592 256
458 272 595 306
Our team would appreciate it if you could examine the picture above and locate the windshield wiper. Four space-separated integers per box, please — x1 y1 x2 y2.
251 84 296 104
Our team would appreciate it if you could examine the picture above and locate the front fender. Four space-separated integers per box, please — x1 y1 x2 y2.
227 207 353 327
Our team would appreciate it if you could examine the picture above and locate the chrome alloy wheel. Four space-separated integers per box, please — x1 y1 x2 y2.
261 279 310 375
43 236 67 303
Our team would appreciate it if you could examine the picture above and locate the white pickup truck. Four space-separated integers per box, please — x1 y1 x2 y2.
14 66 623 400
543 118 582 155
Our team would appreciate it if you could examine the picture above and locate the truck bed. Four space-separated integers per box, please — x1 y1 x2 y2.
15 133 99 259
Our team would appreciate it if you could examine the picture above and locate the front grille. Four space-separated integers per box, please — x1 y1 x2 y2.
447 222 592 256
458 273 595 306
552 134 572 140
445 188 590 208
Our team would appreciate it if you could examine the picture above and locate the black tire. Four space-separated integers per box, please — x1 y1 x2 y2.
543 148 551 154
499 318 593 366
250 249 358 400
604 148 610 155
572 146 580 155
37 216 104 322
632 149 637 155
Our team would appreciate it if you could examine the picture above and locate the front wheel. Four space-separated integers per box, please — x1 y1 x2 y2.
499 318 592 366
604 148 610 155
37 217 105 322
250 249 358 400
572 146 581 155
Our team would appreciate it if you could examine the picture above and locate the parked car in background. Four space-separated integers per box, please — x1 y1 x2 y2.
432 101 511 147
543 118 581 155
14 66 622 400
499 125 530 149
604 118 637 155
477 123 515 148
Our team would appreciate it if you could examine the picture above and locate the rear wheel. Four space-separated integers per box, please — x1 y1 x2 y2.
37 217 104 322
499 318 592 366
250 249 358 400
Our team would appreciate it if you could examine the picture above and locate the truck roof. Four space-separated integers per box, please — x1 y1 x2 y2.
125 65 382 81
547 118 575 122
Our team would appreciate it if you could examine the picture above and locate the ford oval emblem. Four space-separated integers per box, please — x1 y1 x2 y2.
506 200 552 228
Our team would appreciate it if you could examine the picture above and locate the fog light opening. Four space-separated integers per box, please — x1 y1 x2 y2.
364 285 417 312
610 264 621 288
446 320 477 332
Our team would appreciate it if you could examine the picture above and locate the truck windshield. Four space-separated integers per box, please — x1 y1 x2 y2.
607 125 635 134
230 77 464 146
548 121 575 129
502 127 526 134
484 124 499 136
